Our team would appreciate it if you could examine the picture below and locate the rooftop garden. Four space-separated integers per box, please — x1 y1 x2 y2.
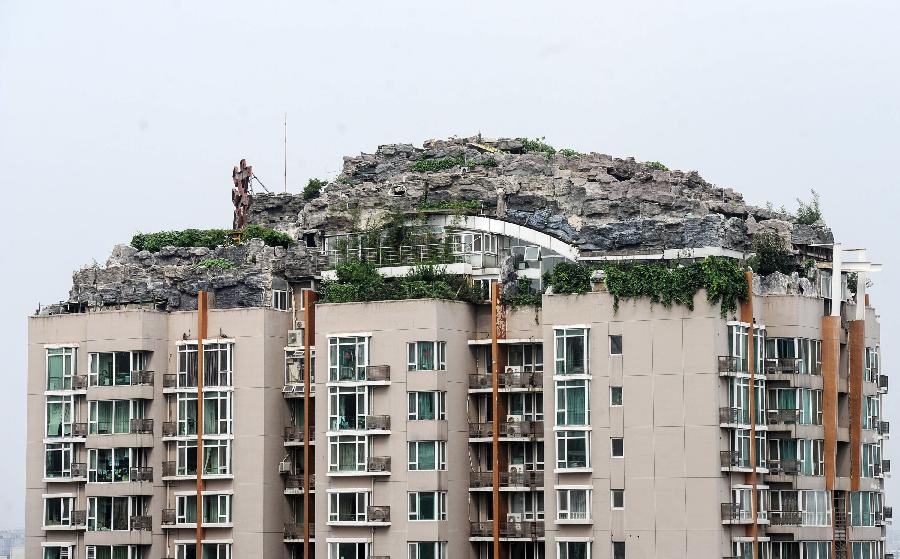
131 224 295 253
320 260 480 304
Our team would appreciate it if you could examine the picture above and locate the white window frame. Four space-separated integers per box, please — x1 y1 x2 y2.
555 379 589 426
556 488 591 520
328 336 369 382
407 341 446 371
85 546 141 559
557 540 592 559
328 435 368 472
176 543 231 559
44 443 74 479
88 400 143 435
329 385 368 431
611 489 625 510
609 334 622 356
408 491 447 521
328 490 369 523
45 395 75 438
86 496 134 531
43 495 74 528
611 437 624 458
408 542 447 559
408 441 447 471
328 541 369 559
509 391 544 422
273 289 291 311
509 491 544 521
554 327 589 376
46 346 77 391
610 386 623 407
556 430 590 470
408 391 447 421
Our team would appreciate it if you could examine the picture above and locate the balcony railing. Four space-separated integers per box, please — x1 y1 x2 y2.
468 421 544 438
769 510 802 526
719 407 746 425
720 451 745 469
468 372 543 390
874 463 883 477
162 461 177 477
130 466 153 482
366 456 391 473
161 509 176 526
284 522 314 540
768 408 801 425
718 356 743 374
130 370 154 385
162 421 177 437
72 423 87 437
721 503 753 523
163 373 177 388
366 365 391 382
765 358 803 374
73 510 86 527
365 415 391 430
768 459 801 476
285 474 315 490
71 462 87 478
470 470 543 488
367 506 390 523
284 426 315 442
130 515 152 531
130 418 153 434
469 521 545 539
879 374 889 392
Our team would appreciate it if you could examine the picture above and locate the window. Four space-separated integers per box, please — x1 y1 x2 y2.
556 431 589 469
46 395 74 437
727 377 765 425
851 542 883 559
328 336 368 381
87 496 133 531
800 490 831 526
610 386 622 406
273 289 291 311
799 439 824 476
176 391 233 436
177 342 233 387
850 491 882 527
329 385 367 430
557 489 591 520
409 491 447 521
408 391 446 421
408 441 447 471
43 496 73 527
865 346 880 383
509 392 543 422
611 489 624 509
89 448 142 482
732 428 767 468
45 443 74 479
84 546 142 559
174 494 231 525
509 491 544 520
328 435 367 472
611 438 624 458
861 443 882 478
46 347 77 391
328 542 368 559
42 546 73 559
285 348 314 385
800 389 824 425
609 335 622 355
558 541 591 559
176 543 231 559
329 491 368 523
863 395 880 430
509 441 544 471
88 351 145 387
408 341 446 371
176 439 231 476
612 542 625 559
89 400 143 435
508 343 544 372
408 542 447 559
556 380 589 425
555 328 588 375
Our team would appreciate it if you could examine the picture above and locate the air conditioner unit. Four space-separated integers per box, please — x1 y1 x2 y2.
508 464 525 474
278 460 292 474
295 320 305 330
505 366 522 374
287 329 304 346
507 415 524 423
506 513 522 523
369 508 388 521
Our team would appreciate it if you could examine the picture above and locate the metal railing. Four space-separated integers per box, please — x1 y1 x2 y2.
721 503 753 523
71 462 87 478
130 515 152 531
720 451 745 469
320 243 474 270
73 510 86 527
768 408 801 425
468 372 543 390
470 470 543 488
765 358 804 374
163 374 177 388
72 423 87 437
284 426 315 442
718 356 742 374
469 521 545 539
366 456 391 473
161 461 177 477
284 522 314 540
366 365 391 382
129 466 153 482
72 375 88 390
285 474 315 490
131 370 154 385
885 506 893 520
366 506 390 523
880 421 890 436
719 407 744 424
365 415 391 430
162 422 177 437
884 459 892 474
468 421 544 438
769 459 801 476
769 510 802 526
130 418 153 434
879 374 889 392
161 509 176 526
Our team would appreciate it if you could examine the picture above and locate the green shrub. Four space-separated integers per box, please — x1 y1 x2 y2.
543 261 593 294
410 156 466 173
195 258 235 270
241 224 296 248
303 178 326 200
558 148 582 157
131 225 294 252
645 161 669 171
319 261 479 304
503 277 543 307
748 231 795 276
522 137 556 157
795 189 822 225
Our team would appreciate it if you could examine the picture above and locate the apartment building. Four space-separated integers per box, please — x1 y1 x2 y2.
26 140 889 559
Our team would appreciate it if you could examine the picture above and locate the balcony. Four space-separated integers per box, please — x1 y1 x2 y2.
130 418 153 434
720 451 746 470
769 510 802 526
767 408 801 425
161 461 177 478
721 503 754 524
162 422 177 438
469 521 545 539
718 356 743 375
768 459 801 476
879 374 889 393
366 456 391 473
161 509 176 526
72 510 86 528
719 407 746 426
469 421 544 439
468 372 543 391
130 370 154 386
365 415 391 431
470 470 543 488
284 426 316 444
129 466 153 482
366 506 390 524
765 358 803 375
284 522 314 541
284 474 315 492
130 515 152 531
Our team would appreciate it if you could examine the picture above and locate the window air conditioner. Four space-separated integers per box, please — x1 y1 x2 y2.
295 320 305 330
508 464 525 474
506 513 522 523
287 330 304 346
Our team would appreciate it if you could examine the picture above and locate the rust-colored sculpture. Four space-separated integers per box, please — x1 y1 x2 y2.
232 159 253 230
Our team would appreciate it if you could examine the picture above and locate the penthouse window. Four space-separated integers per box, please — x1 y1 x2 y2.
176 342 233 388
328 336 369 382
408 341 446 371
88 351 147 387
554 328 588 376
46 346 77 391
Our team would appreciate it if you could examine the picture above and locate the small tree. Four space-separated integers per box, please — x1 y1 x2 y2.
749 231 795 275
303 178 326 201
795 189 822 225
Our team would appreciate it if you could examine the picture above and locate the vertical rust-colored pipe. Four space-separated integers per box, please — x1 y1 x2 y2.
739 272 758 558
822 315 840 491
303 290 317 559
849 320 864 490
490 282 502 559
196 291 209 552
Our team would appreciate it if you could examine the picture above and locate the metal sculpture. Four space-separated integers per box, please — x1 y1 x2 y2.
232 159 253 230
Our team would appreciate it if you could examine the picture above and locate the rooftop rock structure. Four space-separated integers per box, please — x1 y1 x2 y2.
55 136 833 313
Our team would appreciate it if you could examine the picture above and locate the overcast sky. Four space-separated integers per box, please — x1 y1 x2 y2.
1 0 898 531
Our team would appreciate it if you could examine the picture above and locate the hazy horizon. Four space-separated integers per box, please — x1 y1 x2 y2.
2 0 898 531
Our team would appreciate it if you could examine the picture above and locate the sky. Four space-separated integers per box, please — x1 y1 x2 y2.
1 0 899 531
